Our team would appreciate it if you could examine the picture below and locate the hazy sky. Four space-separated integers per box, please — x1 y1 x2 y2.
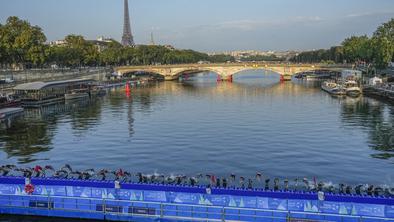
1 0 393 52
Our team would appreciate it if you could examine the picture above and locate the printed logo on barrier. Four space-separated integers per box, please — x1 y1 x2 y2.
143 190 166 202
172 192 199 204
0 184 16 195
268 198 287 210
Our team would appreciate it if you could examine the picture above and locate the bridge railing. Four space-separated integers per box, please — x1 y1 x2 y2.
0 194 393 221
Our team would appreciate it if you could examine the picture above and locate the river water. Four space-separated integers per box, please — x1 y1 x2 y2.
0 70 393 186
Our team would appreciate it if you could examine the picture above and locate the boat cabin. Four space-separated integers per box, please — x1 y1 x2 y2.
13 79 95 106
341 69 362 80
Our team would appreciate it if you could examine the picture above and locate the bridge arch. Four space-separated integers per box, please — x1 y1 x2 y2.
174 69 222 80
231 68 282 77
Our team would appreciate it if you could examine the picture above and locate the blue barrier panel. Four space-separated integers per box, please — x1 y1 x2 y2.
207 206 222 219
146 203 161 215
143 190 167 202
72 186 92 198
0 195 10 206
176 205 192 217
117 189 131 200
304 214 327 221
255 210 276 221
76 198 92 211
47 209 104 220
10 195 28 207
0 176 394 221
339 217 360 222
353 203 386 217
272 211 288 219
239 208 256 221
268 198 288 210
191 206 208 219
91 187 104 199
105 200 130 214
163 204 177 217
96 204 122 213
224 208 240 221
28 199 54 209
57 196 77 210
387 205 394 218
209 194 229 207
170 192 200 205
288 199 306 211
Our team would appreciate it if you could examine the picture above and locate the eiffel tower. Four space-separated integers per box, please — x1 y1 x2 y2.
121 0 135 46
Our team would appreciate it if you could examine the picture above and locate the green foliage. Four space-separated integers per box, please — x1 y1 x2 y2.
373 18 394 61
371 36 393 69
291 18 394 69
342 35 372 63
374 18 394 43
63 35 100 67
291 46 343 63
100 45 223 66
0 16 47 67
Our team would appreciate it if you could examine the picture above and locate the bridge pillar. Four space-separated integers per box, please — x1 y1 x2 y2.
280 75 292 82
217 75 233 82
164 75 178 81
283 75 292 81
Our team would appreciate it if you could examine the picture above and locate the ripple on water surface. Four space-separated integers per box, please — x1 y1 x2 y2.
0 72 393 185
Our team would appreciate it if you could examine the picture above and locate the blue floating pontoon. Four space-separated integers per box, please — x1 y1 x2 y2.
0 176 393 221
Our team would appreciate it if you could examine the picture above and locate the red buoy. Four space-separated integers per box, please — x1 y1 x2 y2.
280 75 285 82
125 81 130 92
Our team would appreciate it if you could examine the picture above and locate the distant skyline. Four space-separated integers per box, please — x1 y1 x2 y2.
1 0 393 52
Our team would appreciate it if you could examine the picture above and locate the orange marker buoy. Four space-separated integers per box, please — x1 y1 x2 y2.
125 81 130 92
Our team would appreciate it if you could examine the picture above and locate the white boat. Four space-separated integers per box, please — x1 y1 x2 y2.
321 81 346 95
368 76 383 86
64 89 89 100
344 80 362 97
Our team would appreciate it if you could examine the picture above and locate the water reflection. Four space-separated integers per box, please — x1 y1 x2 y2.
126 94 135 138
0 100 102 163
0 116 54 163
338 96 394 160
0 72 393 184
68 100 102 136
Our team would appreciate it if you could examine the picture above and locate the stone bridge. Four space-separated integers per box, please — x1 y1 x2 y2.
115 63 350 81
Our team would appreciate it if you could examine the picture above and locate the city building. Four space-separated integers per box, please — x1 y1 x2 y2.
48 40 67 47
87 37 116 52
208 50 299 61
48 37 115 52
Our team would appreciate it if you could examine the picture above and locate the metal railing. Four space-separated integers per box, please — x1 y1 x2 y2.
0 194 393 222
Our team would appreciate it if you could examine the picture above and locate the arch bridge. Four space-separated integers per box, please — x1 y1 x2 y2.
115 63 350 81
